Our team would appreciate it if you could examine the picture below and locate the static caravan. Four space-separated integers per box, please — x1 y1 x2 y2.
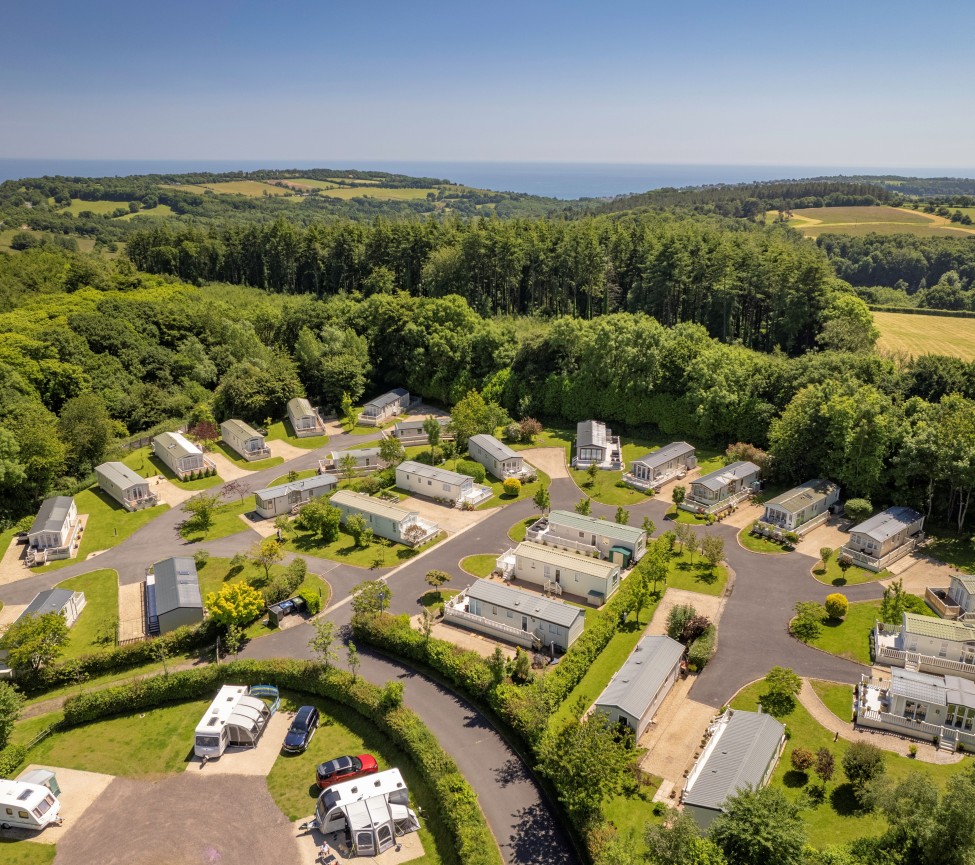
95 461 157 511
319 448 383 475
761 479 839 534
330 490 439 546
220 419 270 461
147 557 204 636
193 684 278 759
287 397 326 438
685 461 760 513
359 388 410 426
152 431 213 479
467 434 525 479
573 420 622 471
27 496 79 554
842 506 925 571
314 768 420 857
626 442 696 490
14 589 87 629
0 779 61 831
529 510 647 564
389 417 451 446
254 474 337 518
512 540 621 604
594 635 685 738
395 460 491 507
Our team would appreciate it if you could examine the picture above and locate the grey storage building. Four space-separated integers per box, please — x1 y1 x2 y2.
594 635 684 738
682 710 787 829
95 461 157 511
148 557 204 635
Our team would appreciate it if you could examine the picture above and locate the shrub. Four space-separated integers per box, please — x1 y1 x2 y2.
666 604 697 642
790 601 826 642
681 615 711 644
687 626 716 670
824 593 849 620
791 747 815 772
502 477 521 496
356 476 380 496
504 422 522 443
300 588 322 615
193 549 210 569
518 417 543 442
0 743 28 777
374 467 397 489
842 741 886 803
456 460 486 484
844 498 873 525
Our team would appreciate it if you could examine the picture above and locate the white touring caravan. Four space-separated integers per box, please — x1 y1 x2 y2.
313 768 420 857
193 684 279 760
0 779 62 831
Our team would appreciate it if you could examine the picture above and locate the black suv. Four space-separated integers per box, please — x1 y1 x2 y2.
282 705 320 753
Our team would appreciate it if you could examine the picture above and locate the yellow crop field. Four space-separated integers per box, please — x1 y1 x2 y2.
874 311 975 362
164 180 293 197
318 186 438 200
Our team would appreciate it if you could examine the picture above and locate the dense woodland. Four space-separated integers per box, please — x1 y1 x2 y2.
1 238 974 535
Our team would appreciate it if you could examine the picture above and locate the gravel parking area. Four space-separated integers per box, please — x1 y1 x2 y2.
521 447 568 479
185 711 291 776
54 773 300 865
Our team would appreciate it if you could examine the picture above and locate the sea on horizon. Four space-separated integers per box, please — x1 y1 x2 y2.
1 158 973 201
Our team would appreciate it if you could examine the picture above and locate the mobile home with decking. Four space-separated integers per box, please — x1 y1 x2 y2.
594 635 685 738
527 510 646 565
95 461 157 511
389 417 451 446
286 397 326 437
444 578 586 652
152 431 213 479
253 474 337 518
319 447 383 475
467 434 525 479
359 389 410 426
395 461 491 507
625 442 696 490
760 479 839 535
27 496 79 553
684 461 760 513
330 490 439 546
572 420 622 471
511 540 621 604
219 419 271 461
841 506 925 571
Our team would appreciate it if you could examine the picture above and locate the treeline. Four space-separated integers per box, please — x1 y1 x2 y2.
589 179 894 218
127 214 843 354
819 233 975 291
1 244 973 530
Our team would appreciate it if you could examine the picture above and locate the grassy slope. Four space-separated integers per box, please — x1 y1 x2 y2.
874 311 975 363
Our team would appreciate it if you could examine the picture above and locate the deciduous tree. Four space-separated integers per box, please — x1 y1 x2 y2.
205 582 263 629
709 785 805 865
760 667 802 717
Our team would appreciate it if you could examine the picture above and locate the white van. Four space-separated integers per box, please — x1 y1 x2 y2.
0 780 61 830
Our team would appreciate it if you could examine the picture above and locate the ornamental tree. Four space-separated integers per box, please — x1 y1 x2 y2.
205 582 264 628
824 593 849 620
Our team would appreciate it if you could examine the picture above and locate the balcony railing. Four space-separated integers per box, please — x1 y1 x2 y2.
841 535 922 572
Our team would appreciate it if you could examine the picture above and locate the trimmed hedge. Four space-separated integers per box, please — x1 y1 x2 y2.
60 660 501 865
687 626 716 670
867 305 975 319
455 460 486 484
0 744 27 778
19 622 215 694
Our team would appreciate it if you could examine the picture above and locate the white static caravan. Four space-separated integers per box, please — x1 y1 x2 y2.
219 419 271 461
253 474 338 518
0 779 61 831
193 684 278 759
314 768 420 857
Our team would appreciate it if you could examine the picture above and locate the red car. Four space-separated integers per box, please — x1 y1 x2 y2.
316 754 379 789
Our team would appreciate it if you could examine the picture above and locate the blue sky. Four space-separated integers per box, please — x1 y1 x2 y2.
2 0 972 165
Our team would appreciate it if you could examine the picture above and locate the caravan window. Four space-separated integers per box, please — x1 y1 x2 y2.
18 811 28 819
35 797 52 816
196 735 221 748
357 832 374 851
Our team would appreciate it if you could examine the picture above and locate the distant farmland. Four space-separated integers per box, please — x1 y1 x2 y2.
166 180 293 197
874 311 975 361
771 206 975 239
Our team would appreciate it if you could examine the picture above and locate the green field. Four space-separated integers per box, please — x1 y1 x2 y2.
56 569 119 660
874 311 975 362
66 198 133 216
779 205 975 239
166 180 293 197
118 203 175 220
319 186 439 201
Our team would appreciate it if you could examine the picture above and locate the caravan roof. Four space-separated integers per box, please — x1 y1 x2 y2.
194 685 267 738
318 768 408 812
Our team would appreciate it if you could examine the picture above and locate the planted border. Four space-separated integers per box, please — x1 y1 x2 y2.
59 660 500 865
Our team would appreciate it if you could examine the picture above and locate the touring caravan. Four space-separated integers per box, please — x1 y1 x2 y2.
313 768 420 857
193 684 279 759
0 779 61 830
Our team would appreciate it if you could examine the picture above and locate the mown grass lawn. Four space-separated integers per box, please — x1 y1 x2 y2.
270 468 318 486
813 557 890 587
0 839 56 865
665 550 728 597
810 598 934 665
56 569 118 660
928 531 975 574
568 467 654 507
477 467 550 510
213 441 283 471
35 486 169 573
460 554 497 578
738 521 790 555
28 699 203 776
547 605 659 731
509 514 541 543
180 494 256 543
266 693 446 865
419 589 459 613
120 445 221 490
283 523 440 569
810 680 855 722
507 426 574 461
265 419 330 450
664 505 711 525
732 679 966 849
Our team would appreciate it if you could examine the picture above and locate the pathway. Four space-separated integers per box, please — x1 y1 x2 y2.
797 679 962 765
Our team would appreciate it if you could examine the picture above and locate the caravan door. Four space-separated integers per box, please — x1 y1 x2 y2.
376 824 394 853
